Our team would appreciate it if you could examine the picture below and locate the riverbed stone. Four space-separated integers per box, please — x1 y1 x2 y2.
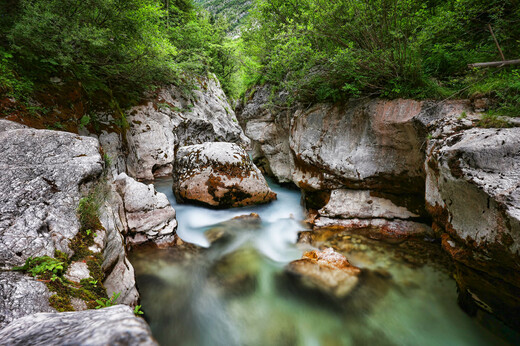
174 142 276 208
287 248 361 299
0 305 157 345
114 173 177 246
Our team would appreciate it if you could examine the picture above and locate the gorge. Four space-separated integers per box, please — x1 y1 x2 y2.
0 0 519 345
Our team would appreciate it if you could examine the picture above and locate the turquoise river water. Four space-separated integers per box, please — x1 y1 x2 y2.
129 177 518 346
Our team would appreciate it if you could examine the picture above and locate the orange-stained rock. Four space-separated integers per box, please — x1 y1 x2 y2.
173 142 276 208
287 248 361 298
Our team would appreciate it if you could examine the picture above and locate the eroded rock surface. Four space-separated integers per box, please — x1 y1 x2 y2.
0 305 157 345
174 142 276 208
425 127 520 324
126 75 249 180
114 173 177 247
0 124 103 268
287 248 361 298
0 272 55 329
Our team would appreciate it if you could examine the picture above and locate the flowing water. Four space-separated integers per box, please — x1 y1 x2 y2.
130 177 517 346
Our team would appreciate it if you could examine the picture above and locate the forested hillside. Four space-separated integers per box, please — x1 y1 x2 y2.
1 0 519 123
237 0 519 118
194 0 252 32
0 0 239 127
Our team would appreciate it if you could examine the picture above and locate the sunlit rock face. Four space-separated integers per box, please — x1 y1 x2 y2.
286 248 361 299
173 142 276 208
125 75 249 180
0 306 157 346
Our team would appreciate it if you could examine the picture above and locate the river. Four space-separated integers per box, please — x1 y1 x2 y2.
129 177 516 346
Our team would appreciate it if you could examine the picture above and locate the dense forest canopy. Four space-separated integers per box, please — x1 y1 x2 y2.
0 0 519 116
242 0 520 114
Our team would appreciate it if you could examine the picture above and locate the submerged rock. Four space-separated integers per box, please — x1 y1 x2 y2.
114 173 177 247
287 248 361 299
174 142 276 208
0 305 157 345
205 213 261 244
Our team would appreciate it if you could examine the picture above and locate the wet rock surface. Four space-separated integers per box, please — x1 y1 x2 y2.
126 76 249 180
0 305 157 345
287 248 361 299
114 173 177 247
174 142 276 208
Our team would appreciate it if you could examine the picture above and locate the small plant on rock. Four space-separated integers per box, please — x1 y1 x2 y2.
95 292 120 309
134 305 144 316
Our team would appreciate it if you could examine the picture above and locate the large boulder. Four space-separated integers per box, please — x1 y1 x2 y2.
0 305 157 345
290 99 425 194
114 173 177 247
173 142 276 208
286 248 361 299
126 75 249 180
0 124 103 268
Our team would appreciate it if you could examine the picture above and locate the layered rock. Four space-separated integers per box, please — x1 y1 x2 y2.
0 305 157 345
425 127 520 326
126 75 249 180
114 173 177 247
174 142 276 208
286 248 361 298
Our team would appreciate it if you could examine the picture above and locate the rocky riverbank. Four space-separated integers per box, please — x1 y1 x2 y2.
236 85 520 329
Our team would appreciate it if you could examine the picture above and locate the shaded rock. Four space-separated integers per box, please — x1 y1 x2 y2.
0 125 103 268
313 218 432 243
319 189 420 220
0 305 157 346
126 75 249 180
98 131 126 178
286 248 361 298
98 185 139 306
174 142 276 208
426 128 520 285
0 271 55 329
114 173 177 247
425 126 520 328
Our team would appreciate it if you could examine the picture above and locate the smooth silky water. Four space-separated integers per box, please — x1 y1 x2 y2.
130 177 516 346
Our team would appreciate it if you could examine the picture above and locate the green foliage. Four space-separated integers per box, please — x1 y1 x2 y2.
134 305 145 316
14 256 65 277
194 0 253 33
242 0 520 106
95 292 121 309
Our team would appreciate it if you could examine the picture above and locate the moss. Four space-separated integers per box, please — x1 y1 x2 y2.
49 294 74 312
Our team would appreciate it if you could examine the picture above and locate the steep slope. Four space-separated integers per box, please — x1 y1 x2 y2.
195 0 252 32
